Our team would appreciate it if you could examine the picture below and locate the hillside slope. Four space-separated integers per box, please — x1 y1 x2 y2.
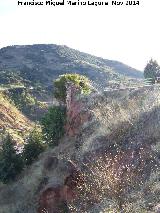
0 85 159 213
0 44 143 91
0 92 33 145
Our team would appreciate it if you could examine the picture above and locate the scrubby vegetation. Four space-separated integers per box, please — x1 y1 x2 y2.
0 135 24 183
54 73 91 102
0 45 160 213
0 70 25 85
144 59 160 82
0 91 32 144
5 88 47 120
23 127 46 165
41 106 66 146
0 128 47 183
0 83 159 212
0 44 143 94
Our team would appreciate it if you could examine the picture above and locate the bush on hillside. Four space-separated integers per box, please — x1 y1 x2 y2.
23 128 46 165
41 106 66 146
0 134 24 184
7 88 47 120
144 59 160 82
54 73 91 102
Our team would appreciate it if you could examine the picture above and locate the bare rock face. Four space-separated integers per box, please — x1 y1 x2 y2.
38 157 83 213
65 83 92 137
38 184 75 213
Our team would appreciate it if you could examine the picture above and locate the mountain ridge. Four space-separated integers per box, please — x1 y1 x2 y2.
0 44 143 91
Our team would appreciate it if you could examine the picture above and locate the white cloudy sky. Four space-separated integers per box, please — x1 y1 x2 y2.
0 0 160 70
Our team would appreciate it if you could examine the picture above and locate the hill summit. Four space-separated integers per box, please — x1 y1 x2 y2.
0 44 143 90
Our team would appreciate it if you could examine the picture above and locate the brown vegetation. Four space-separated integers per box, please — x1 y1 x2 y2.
0 85 159 212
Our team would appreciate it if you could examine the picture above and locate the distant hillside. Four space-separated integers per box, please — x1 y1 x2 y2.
0 92 33 145
0 44 143 91
0 44 143 142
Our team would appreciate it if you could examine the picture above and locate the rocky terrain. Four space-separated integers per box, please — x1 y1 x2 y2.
0 44 159 213
0 84 159 213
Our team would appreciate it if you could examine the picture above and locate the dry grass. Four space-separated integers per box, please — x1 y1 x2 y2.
0 85 160 212
0 92 33 145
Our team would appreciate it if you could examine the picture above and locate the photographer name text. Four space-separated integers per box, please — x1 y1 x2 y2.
17 0 140 7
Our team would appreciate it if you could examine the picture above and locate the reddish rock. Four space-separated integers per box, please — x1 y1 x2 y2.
65 83 92 137
38 160 83 213
38 185 64 213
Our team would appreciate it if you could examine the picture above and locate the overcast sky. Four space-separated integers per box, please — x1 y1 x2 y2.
0 0 160 71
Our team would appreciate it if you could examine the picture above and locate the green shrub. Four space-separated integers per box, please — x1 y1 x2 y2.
0 135 24 184
54 73 91 102
144 59 160 82
41 106 66 146
9 89 36 110
23 128 46 165
0 71 23 85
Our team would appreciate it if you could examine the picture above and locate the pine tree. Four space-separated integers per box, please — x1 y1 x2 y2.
41 106 66 146
0 134 24 183
144 59 160 82
23 128 46 165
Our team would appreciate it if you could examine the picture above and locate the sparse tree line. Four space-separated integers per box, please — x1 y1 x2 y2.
0 74 91 184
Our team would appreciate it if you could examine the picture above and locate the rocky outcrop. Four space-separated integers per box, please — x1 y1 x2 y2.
65 83 93 137
0 86 159 213
63 86 160 212
38 156 83 213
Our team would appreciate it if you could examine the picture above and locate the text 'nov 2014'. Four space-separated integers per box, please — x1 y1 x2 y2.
17 0 140 7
